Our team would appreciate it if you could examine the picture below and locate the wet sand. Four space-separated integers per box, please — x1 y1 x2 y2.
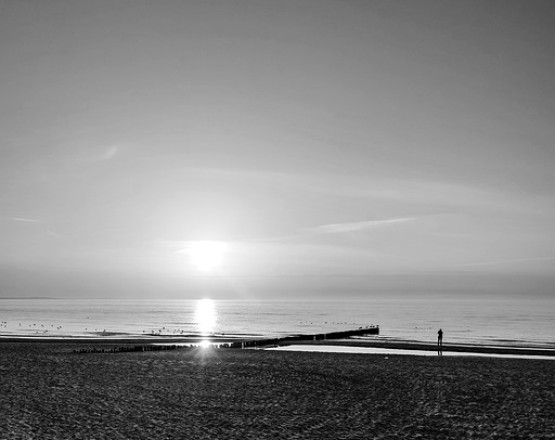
1 342 554 439
291 338 555 358
270 344 555 360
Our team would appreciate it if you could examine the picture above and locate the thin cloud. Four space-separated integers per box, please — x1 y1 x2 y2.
311 217 418 234
12 217 41 223
149 217 419 250
99 145 119 161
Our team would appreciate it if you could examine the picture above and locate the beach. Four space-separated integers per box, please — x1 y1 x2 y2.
1 342 554 439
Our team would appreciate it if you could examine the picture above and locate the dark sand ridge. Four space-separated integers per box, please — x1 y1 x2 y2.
1 342 554 439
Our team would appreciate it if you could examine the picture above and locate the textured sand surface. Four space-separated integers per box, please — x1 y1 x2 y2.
1 343 554 439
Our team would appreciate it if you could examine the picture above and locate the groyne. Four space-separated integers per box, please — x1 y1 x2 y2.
69 326 380 354
229 325 380 349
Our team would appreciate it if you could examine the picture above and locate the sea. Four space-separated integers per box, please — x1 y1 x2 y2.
0 294 553 348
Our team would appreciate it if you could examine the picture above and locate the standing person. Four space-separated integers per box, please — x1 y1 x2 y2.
437 328 443 355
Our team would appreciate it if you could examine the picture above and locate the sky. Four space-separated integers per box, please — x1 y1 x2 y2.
1 0 554 299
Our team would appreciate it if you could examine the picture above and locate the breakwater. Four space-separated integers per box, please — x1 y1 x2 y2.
229 325 380 349
70 326 380 354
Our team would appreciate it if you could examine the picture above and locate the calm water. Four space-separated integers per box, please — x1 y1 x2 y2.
0 295 553 348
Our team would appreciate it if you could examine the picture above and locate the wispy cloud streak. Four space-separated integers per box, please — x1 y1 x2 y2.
150 217 419 251
311 217 417 234
12 217 41 223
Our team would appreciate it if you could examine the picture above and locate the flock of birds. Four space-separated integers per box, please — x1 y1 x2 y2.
1 319 376 336
0 320 199 336
1 321 64 334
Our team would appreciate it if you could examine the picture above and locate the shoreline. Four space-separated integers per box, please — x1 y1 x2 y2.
2 333 554 358
270 344 555 361
292 337 555 357
0 334 243 344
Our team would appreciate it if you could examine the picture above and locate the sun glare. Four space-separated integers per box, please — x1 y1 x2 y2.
188 241 226 272
199 340 211 349
194 298 217 335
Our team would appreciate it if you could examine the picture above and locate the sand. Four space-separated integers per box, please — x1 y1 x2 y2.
1 342 554 439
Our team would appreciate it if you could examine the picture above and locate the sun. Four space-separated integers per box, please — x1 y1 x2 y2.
188 241 226 272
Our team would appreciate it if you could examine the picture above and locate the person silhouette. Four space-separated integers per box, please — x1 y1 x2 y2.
437 328 443 356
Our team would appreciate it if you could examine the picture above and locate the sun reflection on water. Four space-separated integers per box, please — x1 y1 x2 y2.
194 298 217 335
